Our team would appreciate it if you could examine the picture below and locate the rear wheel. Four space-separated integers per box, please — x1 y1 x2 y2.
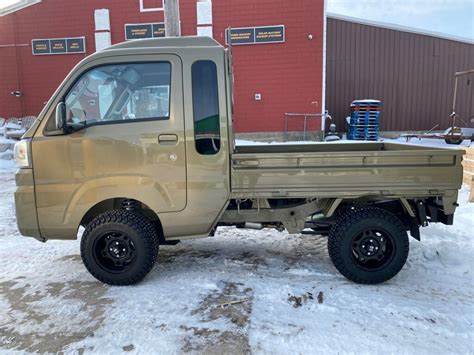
328 207 409 284
80 209 159 285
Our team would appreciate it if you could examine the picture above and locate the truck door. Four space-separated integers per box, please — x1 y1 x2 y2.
32 55 186 239
157 55 231 239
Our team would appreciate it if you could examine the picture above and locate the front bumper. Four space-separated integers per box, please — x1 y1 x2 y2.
14 168 43 241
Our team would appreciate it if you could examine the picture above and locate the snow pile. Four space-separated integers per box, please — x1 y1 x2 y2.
0 137 16 166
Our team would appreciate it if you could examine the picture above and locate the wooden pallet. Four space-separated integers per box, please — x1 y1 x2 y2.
462 145 474 202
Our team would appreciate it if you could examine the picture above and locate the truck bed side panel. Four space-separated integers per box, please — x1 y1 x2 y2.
231 143 464 198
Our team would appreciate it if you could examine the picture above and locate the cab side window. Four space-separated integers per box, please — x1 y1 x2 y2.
191 60 220 155
63 62 171 129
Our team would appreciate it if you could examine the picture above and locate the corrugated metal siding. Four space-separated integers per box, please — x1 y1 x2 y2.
326 17 474 132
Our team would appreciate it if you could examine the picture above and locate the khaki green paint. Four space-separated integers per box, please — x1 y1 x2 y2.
230 143 464 198
14 37 464 242
14 169 42 240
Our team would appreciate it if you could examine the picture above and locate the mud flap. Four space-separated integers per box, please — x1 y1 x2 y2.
408 217 421 241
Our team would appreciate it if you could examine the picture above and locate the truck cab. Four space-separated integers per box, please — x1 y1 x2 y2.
16 37 233 241
14 37 464 286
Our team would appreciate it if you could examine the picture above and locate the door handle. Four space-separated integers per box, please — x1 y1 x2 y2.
158 134 178 145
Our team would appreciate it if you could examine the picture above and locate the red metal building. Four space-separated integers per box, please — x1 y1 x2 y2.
0 0 325 135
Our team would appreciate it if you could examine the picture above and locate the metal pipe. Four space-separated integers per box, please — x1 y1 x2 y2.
244 223 263 230
283 112 327 142
454 69 474 77
303 114 307 140
452 69 474 113
452 75 459 114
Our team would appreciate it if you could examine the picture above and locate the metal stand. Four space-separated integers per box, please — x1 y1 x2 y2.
284 112 327 141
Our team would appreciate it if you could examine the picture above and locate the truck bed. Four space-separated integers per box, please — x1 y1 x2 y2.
231 142 464 199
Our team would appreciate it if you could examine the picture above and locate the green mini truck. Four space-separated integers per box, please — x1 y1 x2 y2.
14 37 464 285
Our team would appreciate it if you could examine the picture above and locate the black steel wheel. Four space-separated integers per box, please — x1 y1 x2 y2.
92 231 137 274
81 209 159 285
328 207 409 284
350 228 395 271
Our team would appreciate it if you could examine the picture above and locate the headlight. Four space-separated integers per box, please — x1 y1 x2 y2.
14 139 31 168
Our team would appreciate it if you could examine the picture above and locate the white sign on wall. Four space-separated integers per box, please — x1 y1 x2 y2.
95 32 111 52
197 1 212 25
197 25 213 38
94 9 110 31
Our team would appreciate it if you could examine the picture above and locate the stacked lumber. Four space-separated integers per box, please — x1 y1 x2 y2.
462 145 474 202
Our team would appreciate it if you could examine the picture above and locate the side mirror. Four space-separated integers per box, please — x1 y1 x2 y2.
55 102 65 130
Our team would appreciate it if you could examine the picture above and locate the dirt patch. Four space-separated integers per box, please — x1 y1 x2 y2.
288 291 314 308
413 315 437 324
228 251 267 268
287 290 324 308
123 344 135 352
182 281 253 353
191 282 253 327
0 280 111 353
267 234 329 267
317 291 324 304
58 254 82 263
158 248 218 264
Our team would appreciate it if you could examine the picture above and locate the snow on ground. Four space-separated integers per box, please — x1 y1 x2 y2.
0 159 15 170
236 136 472 149
1 148 473 354
0 136 16 168
387 136 472 148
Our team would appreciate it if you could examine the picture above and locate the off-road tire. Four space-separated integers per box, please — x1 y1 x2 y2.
328 207 409 284
80 209 159 286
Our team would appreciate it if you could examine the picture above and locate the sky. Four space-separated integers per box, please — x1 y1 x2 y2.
327 0 474 40
0 0 473 41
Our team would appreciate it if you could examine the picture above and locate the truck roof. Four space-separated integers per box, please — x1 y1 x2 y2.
104 36 222 51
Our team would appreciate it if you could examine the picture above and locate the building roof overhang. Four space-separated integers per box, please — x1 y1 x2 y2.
327 12 474 45
0 0 42 17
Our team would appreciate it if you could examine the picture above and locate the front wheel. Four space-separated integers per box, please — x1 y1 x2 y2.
328 207 409 284
80 209 159 285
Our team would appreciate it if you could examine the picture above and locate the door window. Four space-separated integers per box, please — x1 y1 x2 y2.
191 60 220 155
63 62 171 129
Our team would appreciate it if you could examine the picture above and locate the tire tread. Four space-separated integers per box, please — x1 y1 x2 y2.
328 207 409 284
80 209 159 286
